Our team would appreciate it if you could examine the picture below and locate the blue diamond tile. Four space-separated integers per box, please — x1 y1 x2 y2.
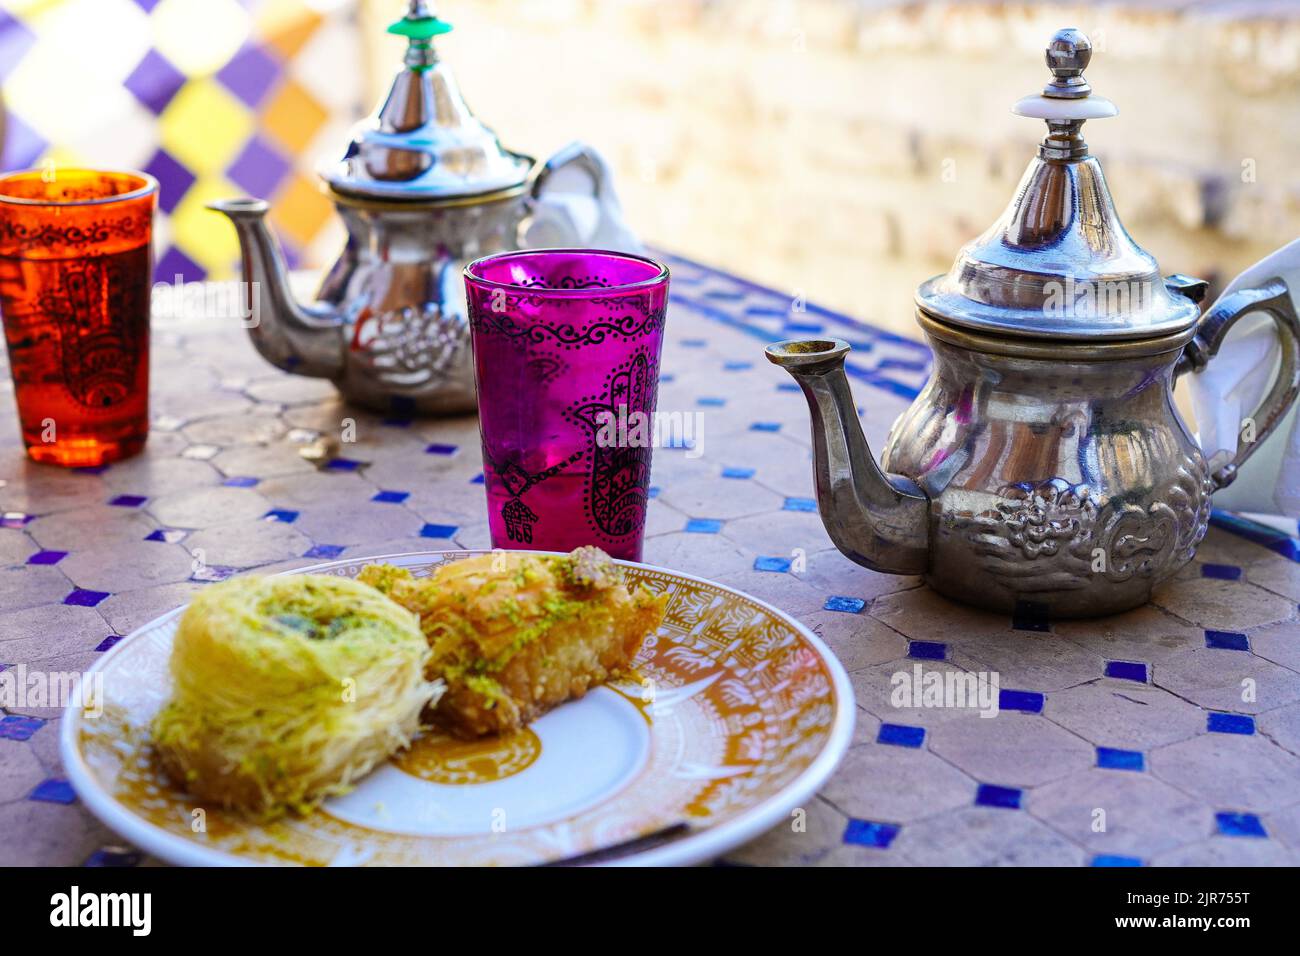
302 544 346 560
721 467 755 479
777 382 801 393
685 518 723 534
144 528 186 543
64 589 110 608
222 476 260 488
842 819 900 849
419 523 458 539
74 464 109 475
877 724 925 748
1207 712 1255 735
697 397 726 407
0 715 44 741
749 422 781 432
27 550 67 565
381 416 413 427
1215 812 1267 838
0 512 34 528
648 486 661 498
372 490 411 504
753 556 792 573
1201 563 1242 581
975 784 1022 809
723 361 754 371
263 509 299 523
1105 660 1148 683
824 595 866 614
108 495 146 508
1097 747 1145 771
84 847 143 867
783 497 817 512
470 474 485 484
29 778 75 805
95 635 122 652
908 640 945 660
680 338 707 348
998 689 1044 714
325 458 364 472
425 443 458 456
1012 600 1051 632
1092 854 1143 867
1205 629 1249 651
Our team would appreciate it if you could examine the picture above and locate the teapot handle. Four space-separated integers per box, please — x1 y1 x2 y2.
1175 276 1300 489
516 142 613 248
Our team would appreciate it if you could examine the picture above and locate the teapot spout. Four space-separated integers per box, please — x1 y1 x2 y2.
765 339 930 575
208 198 344 379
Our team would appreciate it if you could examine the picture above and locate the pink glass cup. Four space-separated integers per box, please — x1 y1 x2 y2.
464 248 670 561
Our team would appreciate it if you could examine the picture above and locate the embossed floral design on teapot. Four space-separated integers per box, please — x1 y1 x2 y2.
768 29 1300 618
210 2 632 416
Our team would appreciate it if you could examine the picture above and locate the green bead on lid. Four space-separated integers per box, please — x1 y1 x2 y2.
387 15 453 39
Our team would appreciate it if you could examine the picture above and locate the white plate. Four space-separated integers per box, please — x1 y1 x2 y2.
61 551 854 866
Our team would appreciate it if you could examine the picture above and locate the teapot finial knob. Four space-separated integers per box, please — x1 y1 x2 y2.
388 0 453 72
1043 28 1093 99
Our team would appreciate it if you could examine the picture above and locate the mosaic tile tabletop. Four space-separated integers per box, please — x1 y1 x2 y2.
2 254 1300 867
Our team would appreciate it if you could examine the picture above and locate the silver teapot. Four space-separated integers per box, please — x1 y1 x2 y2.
768 29 1300 618
210 2 628 415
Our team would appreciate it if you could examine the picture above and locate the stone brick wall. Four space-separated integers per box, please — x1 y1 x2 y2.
363 0 1300 339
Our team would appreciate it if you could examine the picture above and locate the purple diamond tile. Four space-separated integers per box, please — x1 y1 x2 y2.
0 12 35 84
29 778 76 805
908 640 946 660
64 589 110 607
303 544 346 560
373 490 410 504
27 550 67 565
1 511 35 528
419 523 458 539
325 457 365 472
1105 660 1148 683
222 476 260 488
1205 629 1249 651
216 42 281 108
95 635 122 652
263 509 299 523
142 148 196 214
85 847 143 867
975 784 1022 810
0 111 46 170
124 49 186 115
425 443 459 456
154 245 205 284
109 494 147 508
1201 563 1242 581
131 0 163 11
144 529 186 543
226 134 290 199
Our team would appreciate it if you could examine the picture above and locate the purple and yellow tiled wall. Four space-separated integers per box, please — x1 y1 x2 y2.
0 0 368 280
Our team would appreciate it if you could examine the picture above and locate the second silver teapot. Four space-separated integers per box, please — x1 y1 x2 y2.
211 2 631 415
769 30 1300 618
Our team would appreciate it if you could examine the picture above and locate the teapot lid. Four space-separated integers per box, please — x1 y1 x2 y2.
915 29 1202 343
321 1 533 202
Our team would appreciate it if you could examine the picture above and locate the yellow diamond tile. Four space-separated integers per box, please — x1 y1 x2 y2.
151 0 250 78
261 78 329 156
159 80 254 178
268 172 334 250
169 175 242 279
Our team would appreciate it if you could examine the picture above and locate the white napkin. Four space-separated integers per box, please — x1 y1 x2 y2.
521 145 641 253
1186 238 1300 517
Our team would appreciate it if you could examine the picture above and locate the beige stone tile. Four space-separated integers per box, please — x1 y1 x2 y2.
0 801 118 866
1055 605 1206 665
254 472 376 512
59 540 195 594
709 566 829 619
27 506 159 552
148 486 273 529
0 603 111 664
0 528 36 566
1028 768 1213 859
819 743 975 823
1154 648 1300 715
96 582 205 635
101 456 220 495
1251 620 1300 673
0 740 46 803
853 658 999 728
657 475 783 521
1265 802 1300 850
929 713 1093 787
184 518 314 569
803 609 909 673
292 501 426 548
1150 577 1296 631
0 566 72 614
211 442 318 480
641 531 753 580
1045 682 1204 750
891 806 1085 866
181 407 287 446
1151 734 1300 813
1152 836 1294 867
1245 558 1300 603
1258 701 1300 756
718 508 835 556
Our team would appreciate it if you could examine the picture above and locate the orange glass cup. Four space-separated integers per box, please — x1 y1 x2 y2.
0 169 157 467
